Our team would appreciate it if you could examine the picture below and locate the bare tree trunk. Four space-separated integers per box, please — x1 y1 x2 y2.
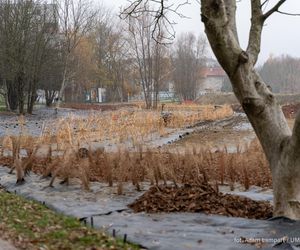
45 90 56 106
54 0 97 108
201 0 300 219
27 77 38 114
2 79 10 111
17 71 25 114
57 65 67 106
6 81 18 111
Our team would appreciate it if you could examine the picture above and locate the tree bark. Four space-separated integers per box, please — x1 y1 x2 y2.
201 0 300 219
2 79 11 111
17 71 25 114
45 89 56 106
27 77 38 114
6 80 18 111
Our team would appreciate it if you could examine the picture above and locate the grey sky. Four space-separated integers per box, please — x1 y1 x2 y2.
102 0 300 65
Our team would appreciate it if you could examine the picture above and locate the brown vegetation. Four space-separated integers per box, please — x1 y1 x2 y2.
0 108 273 219
0 135 271 193
61 102 138 111
0 109 272 219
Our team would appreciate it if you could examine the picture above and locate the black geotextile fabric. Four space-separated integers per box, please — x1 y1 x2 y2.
0 166 299 250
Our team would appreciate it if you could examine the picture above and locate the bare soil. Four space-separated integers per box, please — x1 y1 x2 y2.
163 115 255 153
163 106 296 153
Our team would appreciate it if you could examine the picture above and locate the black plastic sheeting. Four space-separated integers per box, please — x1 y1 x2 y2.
0 166 299 250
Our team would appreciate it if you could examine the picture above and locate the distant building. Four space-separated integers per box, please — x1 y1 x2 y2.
198 63 227 95
86 88 106 103
64 84 106 103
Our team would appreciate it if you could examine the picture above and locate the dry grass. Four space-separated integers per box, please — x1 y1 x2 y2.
0 105 270 191
0 104 233 152
0 135 271 192
38 104 233 148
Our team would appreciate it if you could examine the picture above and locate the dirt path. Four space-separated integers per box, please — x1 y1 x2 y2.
162 113 296 153
163 114 255 153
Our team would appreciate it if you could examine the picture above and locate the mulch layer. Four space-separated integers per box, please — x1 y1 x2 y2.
128 184 273 220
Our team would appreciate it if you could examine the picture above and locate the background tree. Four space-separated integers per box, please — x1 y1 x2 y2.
39 43 63 107
64 36 98 102
0 0 35 112
0 0 56 113
152 38 170 108
126 10 167 109
172 32 207 100
92 11 131 102
54 0 97 104
26 3 58 113
259 55 300 93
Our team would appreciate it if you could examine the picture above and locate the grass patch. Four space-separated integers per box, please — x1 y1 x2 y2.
0 187 139 250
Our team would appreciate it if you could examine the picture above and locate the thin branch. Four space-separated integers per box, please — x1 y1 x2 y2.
277 10 300 16
263 0 286 20
261 0 269 8
120 0 190 43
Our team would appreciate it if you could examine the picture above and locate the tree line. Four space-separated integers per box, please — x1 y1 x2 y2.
222 54 300 93
0 0 208 114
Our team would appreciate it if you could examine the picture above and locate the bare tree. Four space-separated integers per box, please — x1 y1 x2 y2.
26 3 59 113
259 55 300 93
0 0 34 112
123 0 300 219
39 44 63 106
127 13 153 109
172 32 207 100
152 37 170 108
91 10 132 102
126 10 167 109
54 0 97 105
0 0 56 113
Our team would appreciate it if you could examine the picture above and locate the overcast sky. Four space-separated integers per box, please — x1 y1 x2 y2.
101 0 300 65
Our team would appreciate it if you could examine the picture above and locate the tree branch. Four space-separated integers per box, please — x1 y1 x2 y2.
201 0 242 75
261 0 269 8
277 10 300 16
121 0 190 43
263 0 287 20
224 0 239 41
246 0 263 65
